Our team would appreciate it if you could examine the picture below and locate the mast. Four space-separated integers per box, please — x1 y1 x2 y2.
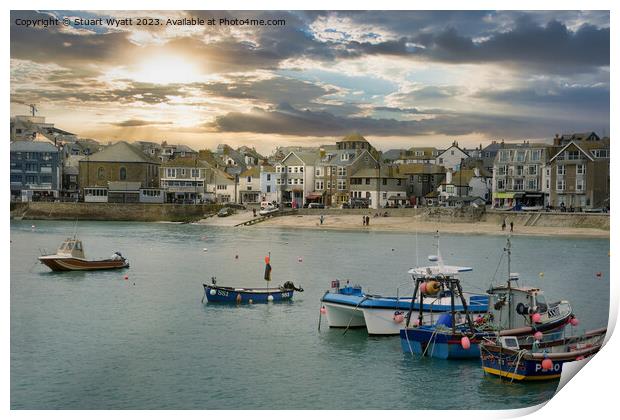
504 236 512 328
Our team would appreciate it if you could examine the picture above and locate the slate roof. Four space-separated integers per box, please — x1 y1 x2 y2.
10 140 59 152
86 141 159 164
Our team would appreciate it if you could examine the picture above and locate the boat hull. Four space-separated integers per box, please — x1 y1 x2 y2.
203 284 295 304
321 292 488 335
400 313 572 359
39 256 129 271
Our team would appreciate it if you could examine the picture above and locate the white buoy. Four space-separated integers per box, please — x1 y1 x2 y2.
267 295 274 302
209 289 216 296
203 248 208 252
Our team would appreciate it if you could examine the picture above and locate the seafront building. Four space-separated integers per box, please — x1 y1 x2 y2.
10 140 62 201
78 141 162 203
160 158 213 203
237 166 261 204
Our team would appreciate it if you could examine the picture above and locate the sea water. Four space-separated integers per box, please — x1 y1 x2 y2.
10 220 610 409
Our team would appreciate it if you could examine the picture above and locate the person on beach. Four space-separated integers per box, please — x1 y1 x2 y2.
510 221 514 232
501 218 506 231
362 216 366 226
366 216 370 226
253 208 257 218
320 215 324 225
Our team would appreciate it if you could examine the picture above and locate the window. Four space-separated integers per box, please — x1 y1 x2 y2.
247 176 252 183
557 179 565 191
516 166 524 176
337 167 346 176
527 179 538 190
438 158 444 164
276 179 282 185
266 185 271 193
557 165 565 175
382 192 388 199
382 178 387 186
315 168 321 176
338 180 346 190
166 168 176 177
516 151 525 162
496 165 506 176
119 167 127 180
513 179 523 190
293 167 298 173
98 167 106 180
577 164 586 175
365 178 370 185
567 150 580 160
180 169 186 176
315 181 324 190
287 167 292 173
217 185 227 190
497 179 505 190
397 179 402 186
299 179 303 185
191 169 200 178
591 149 609 158
528 165 538 176
576 179 584 192
293 179 298 185
499 150 511 162
299 166 304 173
531 150 541 161
450 150 455 156
266 174 271 181
287 179 292 185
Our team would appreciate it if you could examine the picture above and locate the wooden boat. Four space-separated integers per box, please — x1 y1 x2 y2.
480 328 606 381
39 237 129 271
400 236 574 359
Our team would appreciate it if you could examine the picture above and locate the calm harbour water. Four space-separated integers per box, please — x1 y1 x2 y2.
10 220 610 409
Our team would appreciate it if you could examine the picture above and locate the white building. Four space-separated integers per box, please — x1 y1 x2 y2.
436 141 470 171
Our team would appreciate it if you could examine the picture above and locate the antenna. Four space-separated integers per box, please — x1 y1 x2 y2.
28 104 38 117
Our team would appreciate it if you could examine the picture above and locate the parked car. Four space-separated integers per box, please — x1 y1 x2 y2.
259 205 279 216
350 198 370 209
341 202 351 209
217 207 233 217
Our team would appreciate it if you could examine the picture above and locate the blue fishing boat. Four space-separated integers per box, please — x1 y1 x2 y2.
203 281 303 304
480 328 606 381
321 274 489 335
202 253 303 304
400 236 574 359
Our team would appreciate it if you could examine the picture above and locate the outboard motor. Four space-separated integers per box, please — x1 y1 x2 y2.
282 281 304 292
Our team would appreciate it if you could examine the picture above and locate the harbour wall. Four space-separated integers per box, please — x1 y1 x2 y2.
10 202 609 229
10 202 221 222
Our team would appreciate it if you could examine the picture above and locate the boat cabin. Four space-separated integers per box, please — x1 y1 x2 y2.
56 238 86 259
486 282 549 330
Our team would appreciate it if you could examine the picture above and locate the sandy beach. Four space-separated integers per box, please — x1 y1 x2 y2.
250 214 610 238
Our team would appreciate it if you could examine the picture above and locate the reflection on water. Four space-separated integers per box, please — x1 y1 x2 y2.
11 220 609 409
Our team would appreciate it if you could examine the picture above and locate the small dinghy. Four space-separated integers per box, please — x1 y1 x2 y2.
202 254 303 304
39 237 129 271
480 327 606 381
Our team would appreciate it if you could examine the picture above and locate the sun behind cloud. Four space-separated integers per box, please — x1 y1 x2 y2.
126 54 202 84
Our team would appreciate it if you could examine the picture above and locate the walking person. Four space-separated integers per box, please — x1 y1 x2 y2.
320 214 324 225
362 215 366 226
366 215 370 226
501 218 506 231
510 221 514 232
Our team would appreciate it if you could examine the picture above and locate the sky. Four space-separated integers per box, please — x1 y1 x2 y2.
10 10 610 154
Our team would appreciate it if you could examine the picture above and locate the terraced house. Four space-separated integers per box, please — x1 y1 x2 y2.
491 142 551 209
548 138 610 210
275 150 318 208
160 158 213 203
10 140 61 202
349 165 408 208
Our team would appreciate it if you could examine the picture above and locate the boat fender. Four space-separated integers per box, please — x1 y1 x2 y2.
209 289 216 296
570 317 580 327
541 358 553 371
320 306 326 314
461 336 471 350
531 313 542 323
267 295 274 302
393 311 404 323
236 294 242 303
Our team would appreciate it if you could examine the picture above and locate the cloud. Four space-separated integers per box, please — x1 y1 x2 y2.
110 119 173 127
209 102 596 139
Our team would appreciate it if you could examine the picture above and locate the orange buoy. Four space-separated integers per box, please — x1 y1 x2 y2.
264 256 270 264
541 358 553 371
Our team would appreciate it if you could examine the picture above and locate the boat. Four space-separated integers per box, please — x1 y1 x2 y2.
258 205 279 216
480 328 606 381
400 236 574 359
202 254 303 304
320 273 489 335
38 237 129 271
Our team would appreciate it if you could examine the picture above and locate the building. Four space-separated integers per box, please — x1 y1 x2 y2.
61 155 85 200
395 147 440 164
436 141 470 171
238 146 265 166
349 165 407 208
491 142 551 209
399 163 446 206
160 142 197 161
437 168 492 206
276 150 318 208
160 158 214 203
259 164 279 204
238 166 261 204
79 141 161 203
10 140 61 201
206 167 237 203
548 139 610 210
11 113 77 144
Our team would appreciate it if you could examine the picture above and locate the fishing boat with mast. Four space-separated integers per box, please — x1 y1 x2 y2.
319 247 489 335
203 253 303 304
38 236 129 271
399 236 575 359
479 327 606 381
